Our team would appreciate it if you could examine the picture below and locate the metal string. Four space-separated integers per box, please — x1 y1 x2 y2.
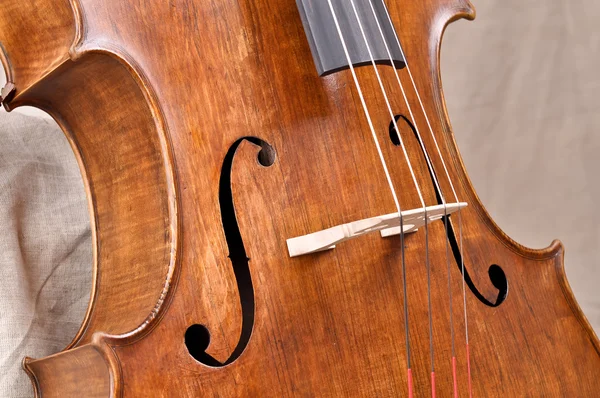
324 0 402 211
346 1 438 397
325 1 419 396
360 1 455 396
326 1 472 395
376 1 474 396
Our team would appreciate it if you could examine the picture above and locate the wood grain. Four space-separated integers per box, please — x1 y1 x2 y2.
1 0 599 396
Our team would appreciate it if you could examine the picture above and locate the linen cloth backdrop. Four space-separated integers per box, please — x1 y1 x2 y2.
1 1 599 396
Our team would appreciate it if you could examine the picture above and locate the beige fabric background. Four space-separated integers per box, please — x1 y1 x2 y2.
1 1 598 396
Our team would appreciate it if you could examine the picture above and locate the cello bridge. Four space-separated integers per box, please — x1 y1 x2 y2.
287 202 467 258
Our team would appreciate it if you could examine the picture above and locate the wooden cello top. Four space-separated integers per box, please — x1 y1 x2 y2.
1 0 599 396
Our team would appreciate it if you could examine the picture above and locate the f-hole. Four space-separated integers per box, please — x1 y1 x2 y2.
185 136 276 366
389 115 508 307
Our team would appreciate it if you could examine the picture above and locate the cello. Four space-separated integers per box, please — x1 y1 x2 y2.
1 0 599 396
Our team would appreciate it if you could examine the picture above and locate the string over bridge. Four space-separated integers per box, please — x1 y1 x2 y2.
287 202 467 257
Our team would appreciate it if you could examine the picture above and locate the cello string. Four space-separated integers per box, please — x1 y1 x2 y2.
324 1 415 396
323 0 401 210
346 1 436 397
459 209 472 398
377 0 473 396
362 1 457 396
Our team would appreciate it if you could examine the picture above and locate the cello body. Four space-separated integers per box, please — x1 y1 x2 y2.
1 0 599 396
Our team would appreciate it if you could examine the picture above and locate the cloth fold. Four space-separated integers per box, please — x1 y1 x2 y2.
0 112 91 398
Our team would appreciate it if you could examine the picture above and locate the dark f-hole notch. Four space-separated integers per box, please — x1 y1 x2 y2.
389 115 508 307
185 137 276 366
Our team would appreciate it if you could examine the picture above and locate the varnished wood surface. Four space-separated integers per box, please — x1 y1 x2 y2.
1 0 600 396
